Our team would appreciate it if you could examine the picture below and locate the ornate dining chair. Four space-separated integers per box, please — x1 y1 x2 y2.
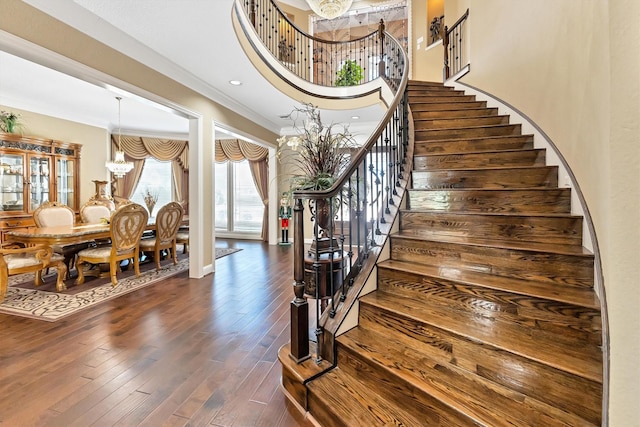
79 199 113 224
33 201 87 277
75 203 148 287
139 201 184 270
0 244 67 302
175 228 189 254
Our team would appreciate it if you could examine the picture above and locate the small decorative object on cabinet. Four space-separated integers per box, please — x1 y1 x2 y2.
0 132 81 244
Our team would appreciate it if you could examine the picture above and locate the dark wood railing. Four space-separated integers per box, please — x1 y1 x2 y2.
443 8 469 80
235 0 409 364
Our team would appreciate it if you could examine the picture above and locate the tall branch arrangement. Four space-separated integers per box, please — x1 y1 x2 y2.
277 103 357 192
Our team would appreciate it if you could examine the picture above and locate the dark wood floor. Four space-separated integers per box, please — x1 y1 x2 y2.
0 239 315 427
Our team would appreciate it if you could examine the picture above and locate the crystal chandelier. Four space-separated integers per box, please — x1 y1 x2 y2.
105 96 134 178
306 0 353 19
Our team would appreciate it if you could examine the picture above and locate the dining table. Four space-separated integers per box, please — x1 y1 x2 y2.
4 223 112 247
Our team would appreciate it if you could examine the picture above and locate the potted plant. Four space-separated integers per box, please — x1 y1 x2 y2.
0 111 23 134
276 103 357 232
335 59 364 87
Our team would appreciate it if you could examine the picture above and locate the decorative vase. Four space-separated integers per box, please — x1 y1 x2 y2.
89 180 116 210
6 120 15 133
145 200 156 217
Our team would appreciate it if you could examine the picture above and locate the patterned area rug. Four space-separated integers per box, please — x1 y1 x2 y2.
0 247 241 322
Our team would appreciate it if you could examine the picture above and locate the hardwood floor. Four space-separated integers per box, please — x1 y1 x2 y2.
0 239 314 427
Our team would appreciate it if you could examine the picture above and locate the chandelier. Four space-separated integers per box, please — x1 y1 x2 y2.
105 96 134 178
306 0 353 19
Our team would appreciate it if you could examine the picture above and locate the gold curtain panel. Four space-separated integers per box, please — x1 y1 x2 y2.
215 139 268 162
114 136 189 170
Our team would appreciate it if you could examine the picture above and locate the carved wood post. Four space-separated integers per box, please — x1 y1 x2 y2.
378 19 386 78
290 197 310 362
443 25 450 80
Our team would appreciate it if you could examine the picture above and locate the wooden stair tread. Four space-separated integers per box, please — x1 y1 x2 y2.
400 208 582 219
377 259 599 309
339 327 598 426
307 368 446 426
415 133 535 144
415 147 543 157
359 291 603 383
414 114 505 122
393 230 593 256
412 164 556 172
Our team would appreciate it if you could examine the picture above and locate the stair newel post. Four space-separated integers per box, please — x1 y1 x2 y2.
290 197 310 363
378 19 386 78
443 25 450 80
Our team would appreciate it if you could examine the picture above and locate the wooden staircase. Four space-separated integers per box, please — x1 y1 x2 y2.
304 81 603 426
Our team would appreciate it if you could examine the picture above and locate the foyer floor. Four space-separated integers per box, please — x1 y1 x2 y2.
0 239 314 427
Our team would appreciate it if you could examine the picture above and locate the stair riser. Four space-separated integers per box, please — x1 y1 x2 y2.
414 116 510 130
408 189 572 214
407 87 464 97
408 95 477 104
390 237 594 288
412 167 558 189
413 108 499 120
377 268 602 345
399 211 583 245
408 81 452 90
416 124 522 141
335 343 481 426
356 303 602 425
410 101 487 111
414 149 546 169
415 135 534 155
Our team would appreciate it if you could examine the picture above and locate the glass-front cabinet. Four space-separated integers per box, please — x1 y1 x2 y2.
0 132 81 243
0 153 26 214
29 155 51 212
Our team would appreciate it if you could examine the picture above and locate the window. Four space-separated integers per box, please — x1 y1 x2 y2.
131 158 172 215
215 160 263 234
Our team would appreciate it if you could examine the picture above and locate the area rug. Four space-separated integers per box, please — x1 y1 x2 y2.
0 247 242 322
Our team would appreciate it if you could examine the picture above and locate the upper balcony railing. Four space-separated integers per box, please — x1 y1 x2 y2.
235 0 409 365
241 0 403 89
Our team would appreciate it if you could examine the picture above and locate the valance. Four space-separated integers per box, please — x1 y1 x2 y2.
215 139 268 162
113 136 189 170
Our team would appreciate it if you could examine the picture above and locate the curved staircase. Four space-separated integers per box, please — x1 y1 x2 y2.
303 81 603 426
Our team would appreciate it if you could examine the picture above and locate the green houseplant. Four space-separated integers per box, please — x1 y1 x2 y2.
335 60 364 87
0 111 23 134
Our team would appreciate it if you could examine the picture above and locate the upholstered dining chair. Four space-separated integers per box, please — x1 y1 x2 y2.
79 199 113 224
0 244 67 302
33 201 87 277
75 203 148 287
139 201 184 270
175 228 189 254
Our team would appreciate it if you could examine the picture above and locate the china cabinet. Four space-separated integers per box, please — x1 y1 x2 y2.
0 132 81 243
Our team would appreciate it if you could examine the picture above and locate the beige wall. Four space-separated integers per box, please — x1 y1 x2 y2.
433 0 638 424
0 105 110 205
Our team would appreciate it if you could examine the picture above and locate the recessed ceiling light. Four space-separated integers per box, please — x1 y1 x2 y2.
229 80 242 86
351 115 360 120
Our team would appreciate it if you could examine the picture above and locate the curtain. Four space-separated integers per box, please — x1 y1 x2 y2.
216 138 268 162
112 152 144 199
111 136 188 209
248 159 269 241
216 139 269 240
